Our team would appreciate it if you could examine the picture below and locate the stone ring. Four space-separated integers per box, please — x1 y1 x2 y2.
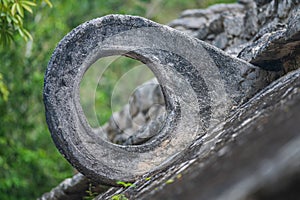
43 14 268 185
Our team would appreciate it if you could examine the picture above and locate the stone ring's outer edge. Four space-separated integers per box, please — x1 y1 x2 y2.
43 14 277 185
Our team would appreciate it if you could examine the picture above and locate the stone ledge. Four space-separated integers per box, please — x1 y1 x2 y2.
97 68 300 200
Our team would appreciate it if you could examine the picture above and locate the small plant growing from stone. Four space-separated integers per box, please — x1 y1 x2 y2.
83 183 99 200
116 181 135 188
165 179 174 184
111 194 128 200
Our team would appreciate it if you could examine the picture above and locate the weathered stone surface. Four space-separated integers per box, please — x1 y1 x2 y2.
41 1 300 199
38 173 108 200
238 7 300 71
43 14 278 186
168 0 299 94
168 17 207 29
169 0 300 59
96 68 300 200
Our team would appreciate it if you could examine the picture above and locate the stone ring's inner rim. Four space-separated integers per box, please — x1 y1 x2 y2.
74 50 179 152
79 54 167 145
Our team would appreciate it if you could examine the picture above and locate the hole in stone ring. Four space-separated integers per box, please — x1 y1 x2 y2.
79 55 167 145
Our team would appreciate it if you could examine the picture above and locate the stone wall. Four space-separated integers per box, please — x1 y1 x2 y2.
100 0 300 145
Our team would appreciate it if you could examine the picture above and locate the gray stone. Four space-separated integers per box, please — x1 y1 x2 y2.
243 2 259 39
97 68 300 200
99 78 166 145
212 33 228 50
112 105 132 132
223 15 244 37
208 3 244 14
171 0 300 55
180 9 212 18
206 33 216 41
208 15 224 34
146 104 165 122
196 24 209 40
132 112 146 128
254 0 272 6
252 21 286 41
238 13 300 71
133 82 162 114
168 17 207 29
40 1 300 199
38 173 108 200
43 14 279 186
124 114 166 146
278 0 291 19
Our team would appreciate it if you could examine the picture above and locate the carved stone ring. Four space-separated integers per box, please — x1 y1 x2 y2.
43 15 270 185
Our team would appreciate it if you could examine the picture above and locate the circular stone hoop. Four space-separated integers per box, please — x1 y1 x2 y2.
44 14 262 185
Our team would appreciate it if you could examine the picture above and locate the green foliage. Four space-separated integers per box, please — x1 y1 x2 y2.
0 73 9 101
165 179 174 184
80 57 154 126
83 183 99 200
116 181 135 188
0 0 52 45
111 194 129 200
0 0 237 200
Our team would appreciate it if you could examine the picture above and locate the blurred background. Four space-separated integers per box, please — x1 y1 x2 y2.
0 0 235 199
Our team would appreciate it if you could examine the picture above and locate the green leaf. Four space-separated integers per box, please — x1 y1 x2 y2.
165 179 174 184
11 16 19 24
20 0 36 6
0 73 9 102
21 3 33 14
43 0 53 8
16 3 24 17
18 28 25 38
2 0 8 7
11 3 17 16
111 194 128 200
116 181 134 188
22 28 33 40
6 15 12 23
15 14 23 25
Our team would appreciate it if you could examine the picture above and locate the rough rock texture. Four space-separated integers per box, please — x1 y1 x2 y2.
98 80 166 145
170 0 300 61
40 0 300 199
38 173 108 200
238 8 300 71
103 0 300 144
97 68 300 200
44 13 276 185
